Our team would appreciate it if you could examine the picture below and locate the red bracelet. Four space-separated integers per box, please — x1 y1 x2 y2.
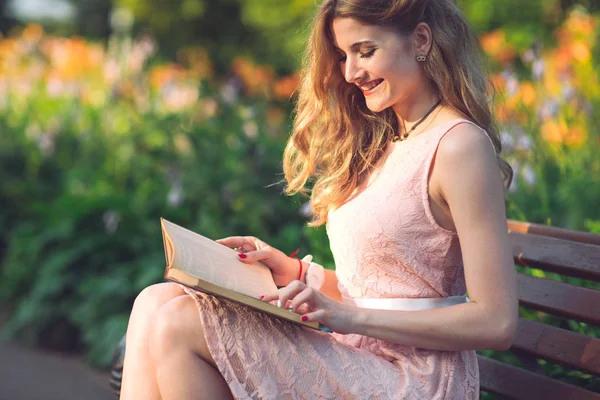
296 258 303 281
289 249 302 281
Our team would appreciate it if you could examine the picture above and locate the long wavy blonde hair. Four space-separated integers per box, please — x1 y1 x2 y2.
283 0 513 226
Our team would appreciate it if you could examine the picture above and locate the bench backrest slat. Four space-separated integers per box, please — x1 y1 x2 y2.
511 318 600 375
509 232 600 281
508 220 600 246
478 355 600 400
517 272 600 325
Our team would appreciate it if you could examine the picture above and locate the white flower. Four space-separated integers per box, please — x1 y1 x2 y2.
532 59 544 81
220 77 241 104
103 211 121 234
167 182 184 206
522 166 536 186
500 131 515 151
516 134 532 151
37 133 55 157
299 202 313 218
522 49 535 64
243 121 258 139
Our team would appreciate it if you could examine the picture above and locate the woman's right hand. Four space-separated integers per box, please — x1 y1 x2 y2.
216 236 302 287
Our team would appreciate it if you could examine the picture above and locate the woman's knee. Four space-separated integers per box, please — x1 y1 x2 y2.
148 295 202 361
131 282 186 317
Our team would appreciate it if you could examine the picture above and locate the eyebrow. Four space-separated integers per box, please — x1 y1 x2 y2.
334 40 377 52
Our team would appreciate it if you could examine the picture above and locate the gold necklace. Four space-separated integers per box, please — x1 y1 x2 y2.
392 99 442 142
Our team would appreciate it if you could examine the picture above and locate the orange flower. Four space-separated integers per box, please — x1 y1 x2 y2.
22 24 44 43
231 57 274 96
149 64 185 91
541 120 565 144
570 41 591 62
273 74 300 100
480 30 505 55
490 74 506 92
518 82 536 107
564 125 586 148
480 30 517 64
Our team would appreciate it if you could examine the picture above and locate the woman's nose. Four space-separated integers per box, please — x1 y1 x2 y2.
344 59 364 84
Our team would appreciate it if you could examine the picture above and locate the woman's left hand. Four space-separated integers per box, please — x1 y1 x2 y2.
260 280 358 334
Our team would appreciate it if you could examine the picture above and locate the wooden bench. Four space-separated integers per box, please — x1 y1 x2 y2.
109 220 600 398
478 220 600 399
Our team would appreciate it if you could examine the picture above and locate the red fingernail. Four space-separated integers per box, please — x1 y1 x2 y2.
301 316 308 322
238 253 247 259
259 295 264 300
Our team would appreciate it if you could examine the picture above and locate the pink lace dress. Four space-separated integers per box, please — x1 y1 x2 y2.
182 119 481 399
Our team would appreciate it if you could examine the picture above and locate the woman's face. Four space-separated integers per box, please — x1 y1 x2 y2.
331 17 423 113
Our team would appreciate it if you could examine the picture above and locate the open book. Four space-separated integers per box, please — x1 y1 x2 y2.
161 218 320 330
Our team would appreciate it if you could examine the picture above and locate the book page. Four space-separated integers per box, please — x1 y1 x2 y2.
162 219 278 298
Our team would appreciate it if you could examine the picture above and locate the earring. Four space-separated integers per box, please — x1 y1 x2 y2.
416 55 426 62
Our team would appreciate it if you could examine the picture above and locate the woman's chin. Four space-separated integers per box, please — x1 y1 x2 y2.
364 100 387 113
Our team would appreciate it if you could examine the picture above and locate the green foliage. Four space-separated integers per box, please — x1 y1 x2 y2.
0 77 315 365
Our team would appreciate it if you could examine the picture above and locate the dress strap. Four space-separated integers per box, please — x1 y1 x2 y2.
342 295 469 311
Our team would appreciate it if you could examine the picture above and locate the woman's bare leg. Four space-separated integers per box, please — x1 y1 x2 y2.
149 295 234 400
121 282 186 400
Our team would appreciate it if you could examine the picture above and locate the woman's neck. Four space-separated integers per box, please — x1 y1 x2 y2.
392 85 440 132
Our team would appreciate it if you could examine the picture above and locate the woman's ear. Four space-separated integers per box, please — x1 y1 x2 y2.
412 22 433 56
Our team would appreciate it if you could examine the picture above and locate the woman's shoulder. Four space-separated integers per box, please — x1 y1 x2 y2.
436 119 494 160
432 118 501 192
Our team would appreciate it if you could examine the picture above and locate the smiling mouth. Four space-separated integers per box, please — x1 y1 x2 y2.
360 79 384 92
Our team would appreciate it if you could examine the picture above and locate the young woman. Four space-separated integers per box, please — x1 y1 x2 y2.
121 0 518 398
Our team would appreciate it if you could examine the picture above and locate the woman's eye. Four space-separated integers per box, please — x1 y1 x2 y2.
360 49 376 58
338 54 347 63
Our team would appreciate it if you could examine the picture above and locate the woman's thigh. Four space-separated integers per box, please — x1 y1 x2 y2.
149 293 217 368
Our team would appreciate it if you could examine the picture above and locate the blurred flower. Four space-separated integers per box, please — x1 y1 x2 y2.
103 211 121 234
518 82 536 106
522 166 536 186
521 49 535 64
231 57 275 97
541 119 566 144
178 46 212 80
163 83 199 113
196 97 219 120
37 133 55 156
532 59 544 81
243 121 259 139
240 106 256 120
220 76 242 104
110 8 134 34
168 182 184 206
22 24 44 44
174 134 192 154
538 99 559 121
516 134 533 151
150 64 186 91
500 130 515 152
570 41 591 62
273 73 299 100
480 30 517 65
564 125 587 148
299 201 313 218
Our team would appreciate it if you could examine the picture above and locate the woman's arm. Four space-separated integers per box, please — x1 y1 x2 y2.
350 124 518 351
321 269 342 303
